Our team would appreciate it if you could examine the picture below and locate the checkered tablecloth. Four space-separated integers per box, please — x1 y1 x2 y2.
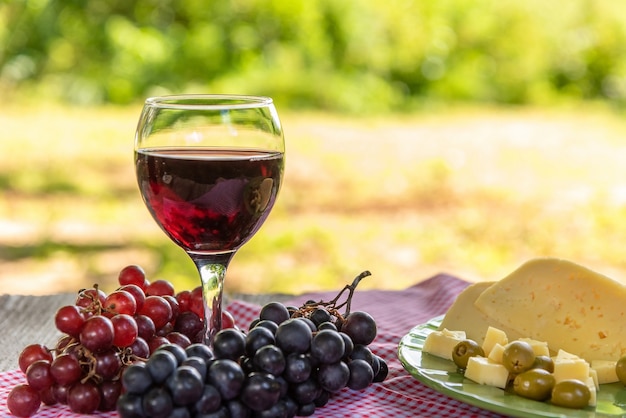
0 274 506 417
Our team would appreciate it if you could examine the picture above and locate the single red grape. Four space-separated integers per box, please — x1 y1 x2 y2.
119 284 146 310
146 279 175 296
80 315 114 352
162 295 180 320
75 288 106 310
54 305 85 337
135 314 156 341
95 349 123 380
50 353 82 386
148 335 170 354
67 380 101 414
7 384 41 417
166 331 191 348
99 380 122 412
118 265 147 289
18 344 52 373
104 290 137 316
175 290 192 312
139 295 173 329
39 386 57 406
222 310 236 329
25 360 54 391
128 337 150 359
111 314 139 347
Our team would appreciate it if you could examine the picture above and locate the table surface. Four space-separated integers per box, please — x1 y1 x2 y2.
0 276 513 417
0 291 292 373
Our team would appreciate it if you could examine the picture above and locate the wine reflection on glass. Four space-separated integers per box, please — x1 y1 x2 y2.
134 94 285 345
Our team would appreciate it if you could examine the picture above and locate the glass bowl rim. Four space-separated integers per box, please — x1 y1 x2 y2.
144 94 274 110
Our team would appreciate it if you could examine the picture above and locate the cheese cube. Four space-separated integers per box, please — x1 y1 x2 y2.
423 329 466 360
586 376 597 407
465 357 509 389
589 368 599 390
553 358 590 383
487 343 505 364
591 360 618 384
556 349 580 360
517 338 550 357
482 327 508 357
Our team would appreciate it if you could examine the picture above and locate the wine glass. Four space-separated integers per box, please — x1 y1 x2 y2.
134 94 285 344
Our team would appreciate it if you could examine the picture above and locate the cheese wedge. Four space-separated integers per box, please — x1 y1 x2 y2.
438 281 524 344
474 258 626 362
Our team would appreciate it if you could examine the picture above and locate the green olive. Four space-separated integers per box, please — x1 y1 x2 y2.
532 355 555 373
616 356 626 385
502 341 536 374
513 368 555 401
452 339 484 369
551 379 591 409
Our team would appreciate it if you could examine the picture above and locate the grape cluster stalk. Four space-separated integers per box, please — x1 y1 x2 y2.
7 268 388 418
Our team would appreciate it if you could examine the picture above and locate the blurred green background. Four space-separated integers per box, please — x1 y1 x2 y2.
2 0 626 296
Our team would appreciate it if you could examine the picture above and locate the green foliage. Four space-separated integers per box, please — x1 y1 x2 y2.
2 0 626 112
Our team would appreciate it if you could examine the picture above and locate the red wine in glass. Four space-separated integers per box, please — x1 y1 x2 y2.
136 148 284 253
134 94 285 344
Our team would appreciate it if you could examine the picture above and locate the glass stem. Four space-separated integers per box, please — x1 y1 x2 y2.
190 252 235 346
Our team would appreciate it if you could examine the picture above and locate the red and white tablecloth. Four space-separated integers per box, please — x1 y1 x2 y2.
0 274 506 417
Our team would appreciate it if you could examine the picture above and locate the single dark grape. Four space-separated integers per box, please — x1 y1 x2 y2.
259 302 290 325
146 349 178 384
122 362 153 394
194 384 221 414
289 377 322 405
117 392 144 418
340 332 354 359
170 407 192 418
317 361 350 393
254 319 279 334
314 390 330 407
347 358 375 390
182 356 208 380
213 328 246 360
275 319 312 354
157 343 188 365
207 359 245 400
351 344 374 365
226 399 251 418
240 372 282 411
297 317 317 332
318 321 337 331
252 345 286 375
142 386 173 418
166 365 204 406
7 384 41 417
67 380 101 414
373 357 389 383
186 343 215 362
310 308 332 326
298 402 317 417
311 329 345 364
284 353 312 383
341 311 377 345
135 314 157 341
245 326 276 356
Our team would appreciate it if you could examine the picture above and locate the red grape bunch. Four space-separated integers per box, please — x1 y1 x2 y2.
7 265 230 417
116 271 388 417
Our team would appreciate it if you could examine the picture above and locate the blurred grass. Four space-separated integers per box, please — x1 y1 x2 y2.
2 102 626 295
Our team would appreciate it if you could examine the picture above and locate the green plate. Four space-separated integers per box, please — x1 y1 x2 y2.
398 316 626 418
